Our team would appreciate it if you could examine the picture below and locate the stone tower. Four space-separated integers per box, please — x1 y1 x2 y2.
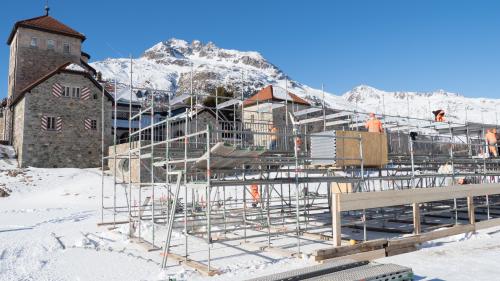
5 10 86 142
7 11 85 98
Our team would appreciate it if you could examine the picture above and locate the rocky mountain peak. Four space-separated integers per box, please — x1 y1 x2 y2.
142 38 270 69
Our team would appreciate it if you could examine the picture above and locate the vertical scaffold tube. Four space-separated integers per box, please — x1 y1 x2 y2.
113 79 117 226
151 97 155 247
206 124 212 272
100 82 105 223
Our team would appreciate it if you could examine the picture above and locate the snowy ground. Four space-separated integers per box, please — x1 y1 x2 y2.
379 227 500 280
2 144 500 280
0 145 317 281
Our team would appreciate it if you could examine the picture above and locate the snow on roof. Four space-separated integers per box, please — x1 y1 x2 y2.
64 63 87 72
244 85 310 107
272 86 294 102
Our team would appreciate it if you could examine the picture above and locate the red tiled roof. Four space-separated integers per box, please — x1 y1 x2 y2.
7 15 85 44
243 85 310 107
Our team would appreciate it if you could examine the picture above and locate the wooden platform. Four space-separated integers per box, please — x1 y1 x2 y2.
160 252 221 276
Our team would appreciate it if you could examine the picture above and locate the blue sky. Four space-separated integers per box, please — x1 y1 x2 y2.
1 0 499 98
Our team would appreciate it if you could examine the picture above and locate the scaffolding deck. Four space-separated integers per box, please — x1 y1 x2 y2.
244 259 368 281
304 263 413 281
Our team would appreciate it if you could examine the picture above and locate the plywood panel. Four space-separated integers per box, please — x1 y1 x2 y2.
336 131 388 167
331 182 353 194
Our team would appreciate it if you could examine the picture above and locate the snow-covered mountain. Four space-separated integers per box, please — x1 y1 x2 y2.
90 38 350 107
344 85 500 124
91 38 500 124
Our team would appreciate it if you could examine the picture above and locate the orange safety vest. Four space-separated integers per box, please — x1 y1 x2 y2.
250 184 260 202
295 137 303 147
365 118 383 133
270 127 278 140
486 132 497 145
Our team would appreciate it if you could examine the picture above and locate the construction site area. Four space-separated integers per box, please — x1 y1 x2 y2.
96 74 500 280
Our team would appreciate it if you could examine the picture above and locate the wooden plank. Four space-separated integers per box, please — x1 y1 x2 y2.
313 238 387 261
476 217 500 230
130 237 161 252
339 183 500 211
388 224 475 247
319 249 386 264
386 245 417 257
302 232 333 241
161 252 220 276
314 220 500 262
419 224 474 243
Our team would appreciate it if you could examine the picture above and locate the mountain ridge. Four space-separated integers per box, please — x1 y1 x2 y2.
90 38 500 124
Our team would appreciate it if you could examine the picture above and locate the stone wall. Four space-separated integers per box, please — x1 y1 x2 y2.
0 109 5 140
12 98 25 166
19 72 112 168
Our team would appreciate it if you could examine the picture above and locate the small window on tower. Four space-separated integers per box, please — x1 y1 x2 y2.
91 120 97 130
63 86 71 97
30 37 38 48
46 117 56 130
47 39 55 50
72 87 80 98
63 42 70 54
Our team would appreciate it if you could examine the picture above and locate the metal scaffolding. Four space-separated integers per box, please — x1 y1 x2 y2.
98 68 500 274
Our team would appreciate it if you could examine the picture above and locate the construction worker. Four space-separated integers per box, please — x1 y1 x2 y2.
295 136 303 152
250 184 260 207
457 177 471 185
365 113 383 133
486 128 498 158
433 109 446 122
269 125 278 150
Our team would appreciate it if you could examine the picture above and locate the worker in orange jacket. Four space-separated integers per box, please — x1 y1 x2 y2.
433 110 446 122
295 136 303 152
250 184 260 207
269 125 278 150
486 128 498 158
365 113 383 133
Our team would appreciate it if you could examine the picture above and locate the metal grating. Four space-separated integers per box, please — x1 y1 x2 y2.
310 130 336 166
304 263 413 281
244 259 368 281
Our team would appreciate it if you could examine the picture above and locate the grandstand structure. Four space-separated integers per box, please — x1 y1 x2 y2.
99 75 500 274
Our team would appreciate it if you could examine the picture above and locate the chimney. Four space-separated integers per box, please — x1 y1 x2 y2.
81 51 90 63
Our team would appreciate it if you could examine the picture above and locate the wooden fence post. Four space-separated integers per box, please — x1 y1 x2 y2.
413 202 421 235
467 196 475 225
331 192 341 247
